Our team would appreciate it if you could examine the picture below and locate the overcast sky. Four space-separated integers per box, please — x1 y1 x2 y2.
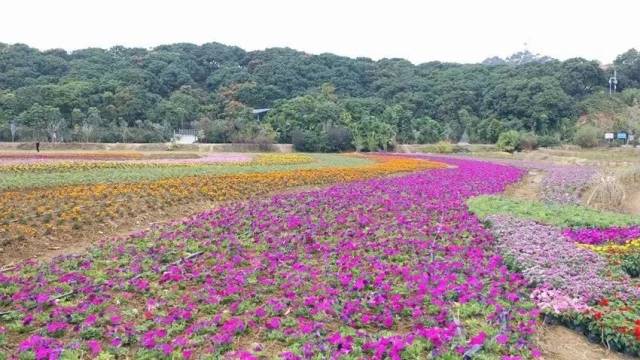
1 0 638 64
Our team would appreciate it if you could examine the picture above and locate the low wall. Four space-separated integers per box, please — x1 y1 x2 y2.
0 142 294 153
395 143 498 153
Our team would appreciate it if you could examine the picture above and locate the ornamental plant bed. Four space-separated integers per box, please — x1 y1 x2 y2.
0 158 541 359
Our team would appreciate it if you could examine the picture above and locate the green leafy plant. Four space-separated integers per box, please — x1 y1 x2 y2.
621 252 640 277
574 125 601 148
496 130 521 153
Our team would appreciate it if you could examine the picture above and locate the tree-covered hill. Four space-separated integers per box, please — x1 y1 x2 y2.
1 42 640 150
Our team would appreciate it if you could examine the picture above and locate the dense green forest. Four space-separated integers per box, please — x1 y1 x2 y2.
2 42 640 150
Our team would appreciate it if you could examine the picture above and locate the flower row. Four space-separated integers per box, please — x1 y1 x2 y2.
0 156 443 263
0 153 315 173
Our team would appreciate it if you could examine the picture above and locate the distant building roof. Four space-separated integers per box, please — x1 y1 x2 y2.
252 108 270 114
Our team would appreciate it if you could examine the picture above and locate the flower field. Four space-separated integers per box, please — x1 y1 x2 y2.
3 149 639 358
0 156 542 359
0 153 313 174
0 153 361 190
0 152 145 161
0 154 440 263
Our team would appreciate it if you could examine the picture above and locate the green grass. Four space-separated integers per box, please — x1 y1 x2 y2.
467 195 640 228
0 154 372 190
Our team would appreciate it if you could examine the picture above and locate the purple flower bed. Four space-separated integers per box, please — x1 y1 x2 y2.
0 158 541 359
562 226 640 245
494 160 597 205
538 165 597 205
486 215 639 313
413 156 597 205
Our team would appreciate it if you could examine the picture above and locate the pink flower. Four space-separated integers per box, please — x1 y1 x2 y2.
298 318 314 334
469 332 486 346
84 314 97 327
35 293 49 304
382 313 394 328
254 307 267 318
87 339 101 356
266 317 281 330
46 322 67 334
286 216 302 229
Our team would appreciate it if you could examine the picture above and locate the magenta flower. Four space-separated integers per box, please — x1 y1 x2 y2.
2 155 539 358
86 339 101 356
469 332 486 346
266 317 281 330
46 322 67 334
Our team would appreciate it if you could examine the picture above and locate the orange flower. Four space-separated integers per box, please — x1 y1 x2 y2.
0 155 447 245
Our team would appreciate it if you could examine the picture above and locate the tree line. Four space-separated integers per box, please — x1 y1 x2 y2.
1 42 640 150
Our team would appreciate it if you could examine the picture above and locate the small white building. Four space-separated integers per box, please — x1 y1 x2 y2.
173 129 198 144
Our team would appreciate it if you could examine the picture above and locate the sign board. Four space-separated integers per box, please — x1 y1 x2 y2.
617 132 628 140
604 132 615 140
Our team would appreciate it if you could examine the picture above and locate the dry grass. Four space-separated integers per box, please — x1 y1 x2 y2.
586 173 627 210
618 165 640 186
584 166 640 212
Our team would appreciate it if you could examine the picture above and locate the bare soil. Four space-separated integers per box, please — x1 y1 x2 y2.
537 325 635 360
504 169 543 200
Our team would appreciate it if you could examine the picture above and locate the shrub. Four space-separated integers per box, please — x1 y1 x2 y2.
423 140 455 154
291 129 318 152
537 135 561 148
325 126 353 152
621 253 640 278
496 130 521 153
519 132 538 151
574 125 600 148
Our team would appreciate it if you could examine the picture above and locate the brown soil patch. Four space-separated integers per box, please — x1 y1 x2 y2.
624 189 640 215
537 325 635 360
504 169 543 201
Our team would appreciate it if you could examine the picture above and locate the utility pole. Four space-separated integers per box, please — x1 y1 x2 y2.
609 69 618 96
10 120 16 142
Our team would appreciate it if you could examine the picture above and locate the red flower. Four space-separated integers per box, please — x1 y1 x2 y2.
594 312 603 320
634 326 640 341
598 298 609 306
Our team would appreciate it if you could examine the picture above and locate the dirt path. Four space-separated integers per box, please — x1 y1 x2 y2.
537 325 635 360
504 169 543 200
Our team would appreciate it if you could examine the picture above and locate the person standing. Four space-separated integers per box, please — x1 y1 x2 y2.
36 141 40 152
